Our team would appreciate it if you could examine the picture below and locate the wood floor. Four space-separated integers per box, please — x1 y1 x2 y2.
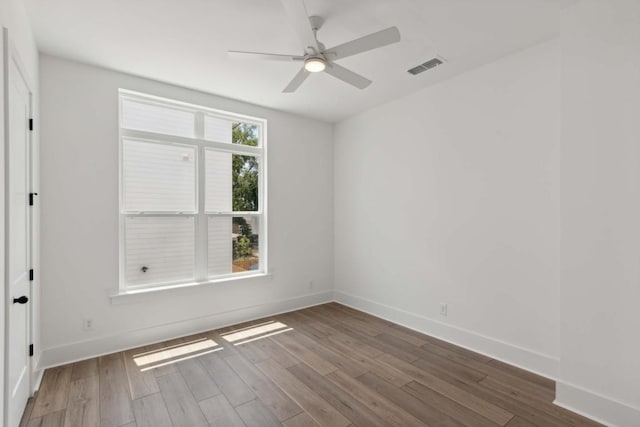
21 303 601 427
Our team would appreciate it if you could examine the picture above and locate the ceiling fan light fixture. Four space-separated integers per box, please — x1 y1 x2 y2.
304 56 326 72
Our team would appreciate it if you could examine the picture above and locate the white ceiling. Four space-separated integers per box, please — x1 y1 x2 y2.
24 0 577 122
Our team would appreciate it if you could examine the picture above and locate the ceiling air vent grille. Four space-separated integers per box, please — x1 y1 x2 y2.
408 57 445 75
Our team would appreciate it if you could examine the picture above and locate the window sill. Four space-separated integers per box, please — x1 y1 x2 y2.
110 272 272 304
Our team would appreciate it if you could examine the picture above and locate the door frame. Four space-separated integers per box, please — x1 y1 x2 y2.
3 26 36 426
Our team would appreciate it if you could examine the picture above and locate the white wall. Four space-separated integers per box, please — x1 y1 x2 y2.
334 3 640 424
557 1 640 425
38 55 334 367
334 40 562 376
1 0 40 420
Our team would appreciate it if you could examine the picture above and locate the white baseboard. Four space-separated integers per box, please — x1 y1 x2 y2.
555 381 640 427
333 290 559 380
31 351 44 393
31 367 43 395
38 291 333 370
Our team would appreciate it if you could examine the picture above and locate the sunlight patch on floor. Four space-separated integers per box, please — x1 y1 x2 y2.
222 320 292 345
134 338 221 371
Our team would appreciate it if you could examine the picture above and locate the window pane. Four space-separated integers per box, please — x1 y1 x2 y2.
124 216 195 286
232 122 260 146
204 116 232 143
123 140 197 212
206 151 259 212
205 150 232 212
208 215 260 276
122 99 195 138
208 216 232 276
232 154 259 211
233 216 260 273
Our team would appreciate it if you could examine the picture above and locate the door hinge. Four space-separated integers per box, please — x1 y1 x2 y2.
29 118 33 131
29 269 34 281
29 192 38 206
29 344 34 357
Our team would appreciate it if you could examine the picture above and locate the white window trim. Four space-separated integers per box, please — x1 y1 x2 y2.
116 89 268 296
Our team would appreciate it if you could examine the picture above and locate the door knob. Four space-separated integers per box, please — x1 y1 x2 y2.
13 296 28 304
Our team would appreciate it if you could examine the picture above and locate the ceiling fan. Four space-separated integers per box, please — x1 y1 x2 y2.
228 0 401 93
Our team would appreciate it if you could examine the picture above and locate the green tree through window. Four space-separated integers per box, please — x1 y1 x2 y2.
232 123 259 211
232 123 259 264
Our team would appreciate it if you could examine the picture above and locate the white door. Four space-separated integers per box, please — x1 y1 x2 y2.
5 44 32 427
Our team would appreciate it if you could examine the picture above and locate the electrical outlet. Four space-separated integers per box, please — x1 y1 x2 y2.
83 318 94 331
440 303 448 316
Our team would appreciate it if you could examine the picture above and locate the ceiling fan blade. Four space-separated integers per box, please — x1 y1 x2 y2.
283 67 310 93
280 0 319 52
326 27 401 60
324 63 372 89
228 50 304 62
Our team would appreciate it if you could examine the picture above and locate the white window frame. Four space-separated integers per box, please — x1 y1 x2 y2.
118 89 268 293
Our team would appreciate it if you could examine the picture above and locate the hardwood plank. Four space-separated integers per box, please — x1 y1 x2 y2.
132 393 172 427
486 359 555 392
479 375 555 405
147 336 200 378
282 328 367 378
318 325 383 358
98 354 135 427
31 366 72 419
377 333 487 383
321 305 381 337
357 372 466 427
63 376 99 427
123 349 160 400
256 359 350 427
419 337 493 364
416 342 555 402
477 376 601 426
329 304 430 347
234 340 272 364
376 353 514 425
319 336 412 387
412 350 488 383
27 409 65 427
19 396 35 427
251 337 300 368
176 357 221 401
288 363 388 427
282 412 321 427
304 305 343 327
326 369 427 427
225 354 302 421
70 358 98 381
277 312 330 340
156 371 208 427
199 352 256 406
140 341 179 378
217 317 276 335
476 367 555 403
406 374 571 427
333 323 419 363
505 416 538 427
403 381 501 427
271 330 338 375
199 394 247 427
235 399 282 427
209 331 244 359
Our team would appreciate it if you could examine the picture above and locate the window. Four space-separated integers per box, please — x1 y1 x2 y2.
119 90 267 292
